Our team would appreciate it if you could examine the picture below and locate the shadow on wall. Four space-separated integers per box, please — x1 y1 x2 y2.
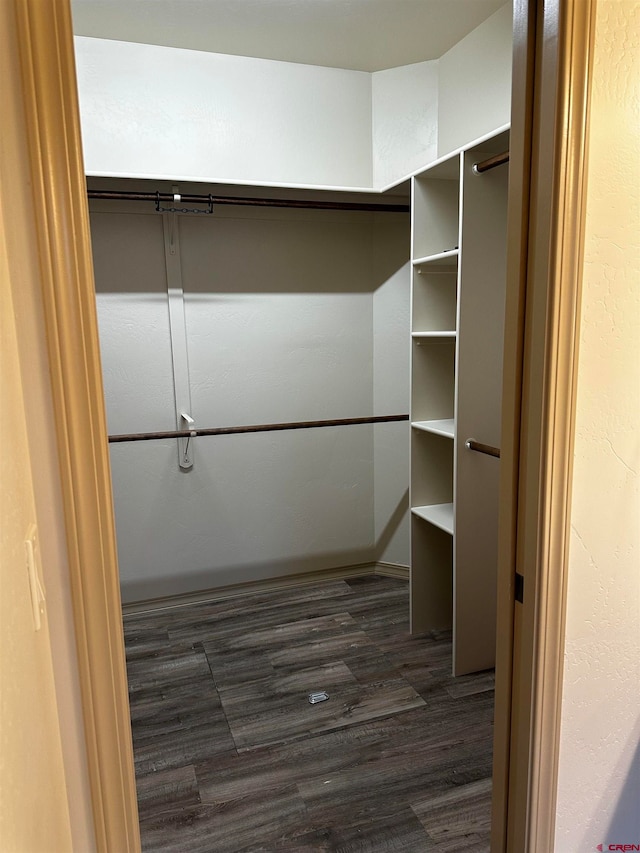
120 489 409 605
604 731 640 846
121 546 376 604
89 205 410 297
581 726 640 850
373 488 409 564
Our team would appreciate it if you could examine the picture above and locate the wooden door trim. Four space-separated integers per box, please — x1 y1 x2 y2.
523 1 596 847
14 1 140 850
490 0 537 846
492 0 597 849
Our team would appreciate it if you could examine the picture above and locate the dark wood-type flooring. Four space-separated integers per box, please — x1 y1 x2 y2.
123 575 495 852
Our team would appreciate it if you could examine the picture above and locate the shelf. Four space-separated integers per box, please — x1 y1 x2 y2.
412 331 456 340
411 419 455 439
411 340 455 421
413 249 459 268
412 173 460 259
412 266 457 332
411 503 454 536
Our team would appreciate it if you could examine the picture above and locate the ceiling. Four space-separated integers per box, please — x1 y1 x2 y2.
71 0 506 72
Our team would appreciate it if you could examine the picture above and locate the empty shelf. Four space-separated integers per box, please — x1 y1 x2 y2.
412 249 459 268
411 503 454 535
411 419 455 439
411 331 457 340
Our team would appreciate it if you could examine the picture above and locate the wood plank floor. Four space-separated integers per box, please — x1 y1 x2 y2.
123 575 494 852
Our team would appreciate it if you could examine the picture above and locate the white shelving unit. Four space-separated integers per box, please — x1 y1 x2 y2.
411 331 457 340
413 249 459 269
409 128 509 676
411 419 455 438
410 503 454 535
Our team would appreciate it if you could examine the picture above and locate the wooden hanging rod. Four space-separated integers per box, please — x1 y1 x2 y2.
473 150 510 175
87 189 410 213
108 414 410 444
465 438 501 459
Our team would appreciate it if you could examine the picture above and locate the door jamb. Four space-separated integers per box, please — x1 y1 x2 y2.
492 0 596 849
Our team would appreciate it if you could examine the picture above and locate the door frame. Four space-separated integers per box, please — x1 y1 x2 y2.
492 0 596 849
13 0 595 850
13 1 140 850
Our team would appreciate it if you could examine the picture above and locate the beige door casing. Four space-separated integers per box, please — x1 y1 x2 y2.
492 0 596 849
10 0 596 850
10 0 140 850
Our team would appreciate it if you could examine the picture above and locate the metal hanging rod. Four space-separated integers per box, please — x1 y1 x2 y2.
473 150 510 175
465 438 501 459
109 414 409 444
87 189 410 214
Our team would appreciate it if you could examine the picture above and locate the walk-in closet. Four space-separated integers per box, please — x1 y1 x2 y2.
89 182 412 603
71 0 513 847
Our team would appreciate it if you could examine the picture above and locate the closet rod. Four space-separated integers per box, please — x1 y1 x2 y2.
473 150 510 174
465 438 501 459
108 414 410 444
87 189 410 213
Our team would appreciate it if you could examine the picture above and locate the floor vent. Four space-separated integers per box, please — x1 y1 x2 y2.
308 691 330 705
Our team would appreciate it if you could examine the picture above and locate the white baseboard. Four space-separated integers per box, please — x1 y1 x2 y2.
122 561 409 616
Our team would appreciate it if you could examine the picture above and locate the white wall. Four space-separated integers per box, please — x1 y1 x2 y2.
372 61 439 189
74 9 511 192
93 203 410 601
554 1 640 850
75 37 373 189
92 212 175 432
437 3 512 158
372 216 411 565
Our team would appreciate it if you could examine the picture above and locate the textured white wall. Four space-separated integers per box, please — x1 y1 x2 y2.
554 1 640 850
75 37 373 189
92 212 175 433
437 3 512 158
93 205 410 601
75 14 511 192
372 61 439 189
